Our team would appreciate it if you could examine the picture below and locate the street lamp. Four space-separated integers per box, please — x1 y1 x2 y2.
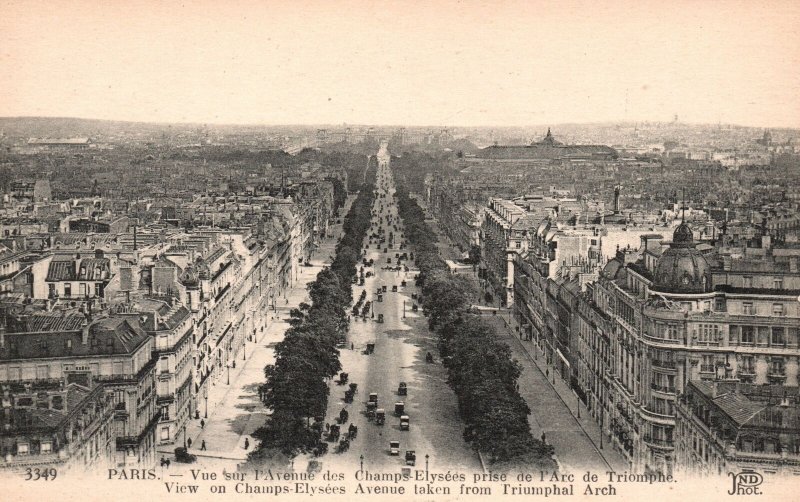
227 364 230 385
204 388 208 419
183 424 187 449
359 454 364 471
403 300 406 319
425 454 429 474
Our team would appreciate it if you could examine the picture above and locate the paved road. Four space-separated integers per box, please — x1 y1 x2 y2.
307 152 481 473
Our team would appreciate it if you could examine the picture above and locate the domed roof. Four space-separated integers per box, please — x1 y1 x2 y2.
652 223 712 294
179 264 199 287
671 222 694 247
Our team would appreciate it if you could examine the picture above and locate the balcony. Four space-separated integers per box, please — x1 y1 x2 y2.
643 435 674 450
156 395 175 406
651 359 677 371
640 406 675 425
113 401 128 418
768 371 787 381
650 383 676 394
115 413 161 450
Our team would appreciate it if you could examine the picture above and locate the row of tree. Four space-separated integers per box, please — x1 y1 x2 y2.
395 185 555 469
248 181 375 464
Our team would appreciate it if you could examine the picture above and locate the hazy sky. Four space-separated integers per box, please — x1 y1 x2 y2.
1 0 799 127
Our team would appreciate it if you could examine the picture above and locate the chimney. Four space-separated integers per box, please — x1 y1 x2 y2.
81 319 90 345
613 185 621 214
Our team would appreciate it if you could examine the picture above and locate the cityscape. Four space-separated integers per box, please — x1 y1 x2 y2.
1 1 799 501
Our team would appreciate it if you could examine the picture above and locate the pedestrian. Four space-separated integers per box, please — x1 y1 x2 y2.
244 438 250 450
200 440 207 451
351 342 354 351
541 433 546 444
200 419 205 430
545 369 549 379
187 437 192 449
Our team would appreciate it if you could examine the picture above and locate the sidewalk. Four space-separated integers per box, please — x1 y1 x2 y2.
487 313 629 472
159 197 354 461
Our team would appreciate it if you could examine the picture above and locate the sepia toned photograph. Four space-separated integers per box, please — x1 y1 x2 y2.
0 1 799 500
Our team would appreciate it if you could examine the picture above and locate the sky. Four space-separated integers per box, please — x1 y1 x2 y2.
1 0 799 128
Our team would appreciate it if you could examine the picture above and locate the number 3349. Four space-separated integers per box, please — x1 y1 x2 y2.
25 467 57 480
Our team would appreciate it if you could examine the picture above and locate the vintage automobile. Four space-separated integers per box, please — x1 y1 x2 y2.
369 392 378 404
401 280 406 287
375 409 386 425
382 285 388 293
405 450 416 466
366 401 377 420
412 304 418 312
377 313 384 323
391 285 398 292
348 423 358 439
394 402 404 416
397 382 407 396
400 415 410 431
389 440 400 456
377 294 383 302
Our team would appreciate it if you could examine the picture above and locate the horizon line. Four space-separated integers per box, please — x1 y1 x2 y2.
1 115 798 132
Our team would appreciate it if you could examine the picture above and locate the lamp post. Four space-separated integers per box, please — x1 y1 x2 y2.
227 364 230 385
359 454 364 471
204 388 208 419
576 393 581 419
403 300 406 319
183 424 187 448
425 454 429 474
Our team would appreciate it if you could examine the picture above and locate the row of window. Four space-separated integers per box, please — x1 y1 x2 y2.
48 282 104 297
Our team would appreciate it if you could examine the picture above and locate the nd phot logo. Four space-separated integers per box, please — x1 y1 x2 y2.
727 469 763 495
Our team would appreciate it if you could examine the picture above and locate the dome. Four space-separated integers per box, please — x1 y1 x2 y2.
671 222 694 247
179 264 199 287
652 223 712 294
